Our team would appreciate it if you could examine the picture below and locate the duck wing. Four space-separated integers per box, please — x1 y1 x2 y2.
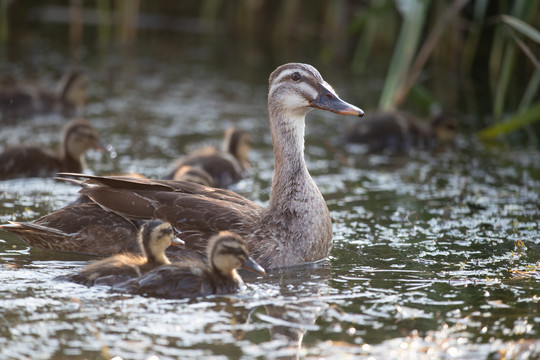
114 264 216 299
59 174 263 251
0 203 141 255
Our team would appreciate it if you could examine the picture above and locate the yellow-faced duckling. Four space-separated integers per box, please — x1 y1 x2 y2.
164 127 251 188
343 111 457 153
0 69 87 121
114 231 265 299
9 63 363 270
0 119 106 180
57 220 184 286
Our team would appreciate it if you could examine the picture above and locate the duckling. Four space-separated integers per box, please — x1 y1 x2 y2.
0 69 87 121
164 127 251 188
114 231 265 299
169 165 214 187
343 111 457 153
59 220 184 287
0 118 106 180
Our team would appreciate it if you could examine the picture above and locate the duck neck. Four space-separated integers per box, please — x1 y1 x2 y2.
144 243 170 265
267 106 316 211
61 144 84 173
147 252 170 265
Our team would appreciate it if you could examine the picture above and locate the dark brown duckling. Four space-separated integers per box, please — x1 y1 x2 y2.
114 231 265 299
164 127 251 188
0 118 106 180
0 69 87 121
343 111 457 153
57 220 184 287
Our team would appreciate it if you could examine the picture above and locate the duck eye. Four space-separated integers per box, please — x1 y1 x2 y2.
291 72 301 82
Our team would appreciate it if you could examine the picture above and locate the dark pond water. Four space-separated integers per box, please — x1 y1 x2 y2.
1 35 539 360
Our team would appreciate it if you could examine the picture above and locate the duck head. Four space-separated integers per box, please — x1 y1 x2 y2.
268 63 364 118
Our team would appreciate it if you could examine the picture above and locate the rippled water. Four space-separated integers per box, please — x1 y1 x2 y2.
1 49 539 359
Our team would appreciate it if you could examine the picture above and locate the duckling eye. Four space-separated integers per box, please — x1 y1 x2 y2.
291 72 302 82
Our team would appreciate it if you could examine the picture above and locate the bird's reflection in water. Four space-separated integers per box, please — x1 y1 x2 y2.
243 260 332 359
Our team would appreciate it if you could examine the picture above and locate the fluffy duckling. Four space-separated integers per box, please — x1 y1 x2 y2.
169 165 214 187
0 118 106 180
164 127 251 188
59 220 184 286
114 231 265 299
343 111 457 153
0 69 87 121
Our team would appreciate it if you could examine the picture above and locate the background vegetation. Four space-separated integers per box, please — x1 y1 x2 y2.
1 0 539 144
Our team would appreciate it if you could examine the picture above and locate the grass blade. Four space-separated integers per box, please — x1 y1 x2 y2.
478 101 540 140
501 14 540 44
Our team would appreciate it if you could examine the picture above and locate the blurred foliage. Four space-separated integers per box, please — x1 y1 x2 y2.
0 0 539 142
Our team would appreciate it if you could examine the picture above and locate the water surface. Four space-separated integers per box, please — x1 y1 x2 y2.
1 48 539 359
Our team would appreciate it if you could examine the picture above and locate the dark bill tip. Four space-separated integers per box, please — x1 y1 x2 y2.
242 257 266 275
310 83 364 117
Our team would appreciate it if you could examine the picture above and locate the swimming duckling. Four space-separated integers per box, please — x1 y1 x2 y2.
168 165 214 187
164 127 251 188
0 69 87 121
114 231 265 299
59 220 184 286
343 111 457 153
0 118 106 180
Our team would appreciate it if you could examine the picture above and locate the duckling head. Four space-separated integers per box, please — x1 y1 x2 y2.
139 220 184 265
208 231 266 277
222 128 251 170
62 119 103 161
268 63 364 119
431 113 458 144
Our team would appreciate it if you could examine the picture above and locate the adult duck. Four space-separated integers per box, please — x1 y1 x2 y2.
5 63 363 269
0 118 107 180
164 127 251 188
58 220 184 286
343 111 457 153
114 231 265 299
0 69 87 121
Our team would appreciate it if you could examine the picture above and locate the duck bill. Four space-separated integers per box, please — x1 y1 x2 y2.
310 82 364 117
242 257 266 276
170 237 185 246
94 141 117 158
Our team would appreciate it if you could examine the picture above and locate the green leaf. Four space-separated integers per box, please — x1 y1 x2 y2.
478 101 540 140
501 15 540 44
